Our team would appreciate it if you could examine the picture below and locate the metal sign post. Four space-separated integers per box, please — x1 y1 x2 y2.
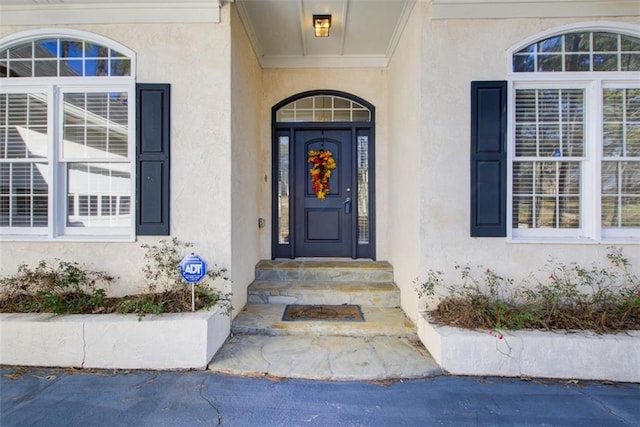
179 253 207 311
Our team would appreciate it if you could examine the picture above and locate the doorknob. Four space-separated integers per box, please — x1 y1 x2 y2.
344 197 352 214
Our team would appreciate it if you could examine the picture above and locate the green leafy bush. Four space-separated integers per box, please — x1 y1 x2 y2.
0 238 232 319
0 260 112 314
416 248 640 333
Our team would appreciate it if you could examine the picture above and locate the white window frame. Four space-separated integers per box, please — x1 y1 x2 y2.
0 29 136 242
507 22 640 244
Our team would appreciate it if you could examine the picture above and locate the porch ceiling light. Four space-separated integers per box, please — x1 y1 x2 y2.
313 15 331 37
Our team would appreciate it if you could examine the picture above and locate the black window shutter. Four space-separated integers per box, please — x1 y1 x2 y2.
136 83 170 235
470 81 507 237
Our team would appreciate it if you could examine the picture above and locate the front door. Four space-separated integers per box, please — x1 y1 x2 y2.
272 90 375 259
294 129 353 257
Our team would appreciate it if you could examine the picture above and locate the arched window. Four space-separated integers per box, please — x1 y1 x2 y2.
275 94 371 122
508 23 640 242
0 30 136 240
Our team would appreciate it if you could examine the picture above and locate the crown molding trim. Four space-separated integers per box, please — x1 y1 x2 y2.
0 1 223 26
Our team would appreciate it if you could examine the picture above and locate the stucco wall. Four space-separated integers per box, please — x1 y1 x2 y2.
260 68 390 261
0 16 233 297
230 4 264 316
387 2 424 320
417 16 640 316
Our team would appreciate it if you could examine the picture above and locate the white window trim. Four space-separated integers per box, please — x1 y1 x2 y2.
0 29 136 242
507 22 640 244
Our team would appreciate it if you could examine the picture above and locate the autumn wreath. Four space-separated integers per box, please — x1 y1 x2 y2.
308 149 337 199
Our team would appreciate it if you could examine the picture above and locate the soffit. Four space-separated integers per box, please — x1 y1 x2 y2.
234 0 415 68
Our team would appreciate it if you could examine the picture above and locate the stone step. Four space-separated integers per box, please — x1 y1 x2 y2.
208 334 442 381
247 280 401 307
255 259 393 283
232 304 415 338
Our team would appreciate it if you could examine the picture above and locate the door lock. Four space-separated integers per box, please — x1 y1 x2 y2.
344 197 352 214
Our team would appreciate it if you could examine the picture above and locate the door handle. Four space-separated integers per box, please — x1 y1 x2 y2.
344 197 352 214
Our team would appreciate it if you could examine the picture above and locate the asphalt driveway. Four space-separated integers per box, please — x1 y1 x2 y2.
1 367 639 426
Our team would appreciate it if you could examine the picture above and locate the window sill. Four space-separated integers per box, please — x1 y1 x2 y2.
0 235 136 243
507 236 639 245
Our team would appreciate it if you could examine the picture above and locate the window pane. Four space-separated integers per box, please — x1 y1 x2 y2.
275 95 371 123
515 124 537 157
565 54 590 71
593 33 618 51
62 92 129 159
0 162 48 227
8 42 32 59
1 93 48 159
563 124 584 156
513 162 533 194
603 123 623 157
621 54 640 71
277 136 289 244
67 162 131 228
559 196 580 228
60 40 83 58
34 60 58 77
513 31 640 73
539 124 560 156
593 54 618 71
629 124 640 156
84 59 108 76
34 40 58 58
2 38 131 78
601 161 640 228
7 60 32 77
539 36 563 52
513 54 535 72
565 33 590 52
513 197 533 228
603 88 640 157
110 59 130 76
515 88 584 159
60 60 83 76
357 135 369 244
621 197 640 226
603 88 623 121
538 54 562 72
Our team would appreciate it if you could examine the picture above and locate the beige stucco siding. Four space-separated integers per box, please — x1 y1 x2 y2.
0 16 234 297
414 15 640 319
260 68 390 261
387 2 424 320
230 4 263 316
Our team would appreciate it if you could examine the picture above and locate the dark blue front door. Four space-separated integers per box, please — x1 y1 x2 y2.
294 129 353 257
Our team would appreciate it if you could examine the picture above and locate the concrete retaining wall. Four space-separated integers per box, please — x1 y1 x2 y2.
417 314 640 383
0 307 230 370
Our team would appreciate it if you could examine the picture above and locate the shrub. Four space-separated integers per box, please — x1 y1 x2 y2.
0 238 232 318
416 248 640 333
0 260 112 314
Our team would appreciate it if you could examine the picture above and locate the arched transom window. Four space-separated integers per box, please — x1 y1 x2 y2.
276 94 371 122
509 24 640 243
0 31 135 240
513 30 640 73
1 36 132 78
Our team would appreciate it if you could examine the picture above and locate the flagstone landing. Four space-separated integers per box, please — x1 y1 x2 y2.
209 260 442 381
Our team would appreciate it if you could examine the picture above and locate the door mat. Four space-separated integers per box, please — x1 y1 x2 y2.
282 304 365 322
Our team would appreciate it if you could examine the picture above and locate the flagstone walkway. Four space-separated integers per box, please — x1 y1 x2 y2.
208 260 442 381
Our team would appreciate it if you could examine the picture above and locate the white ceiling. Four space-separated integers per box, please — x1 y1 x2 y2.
234 0 416 68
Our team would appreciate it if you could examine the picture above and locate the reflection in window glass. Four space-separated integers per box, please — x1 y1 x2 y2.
602 89 640 228
67 163 131 228
0 37 131 77
278 136 289 244
276 95 371 122
62 92 129 160
357 135 369 244
514 31 640 73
